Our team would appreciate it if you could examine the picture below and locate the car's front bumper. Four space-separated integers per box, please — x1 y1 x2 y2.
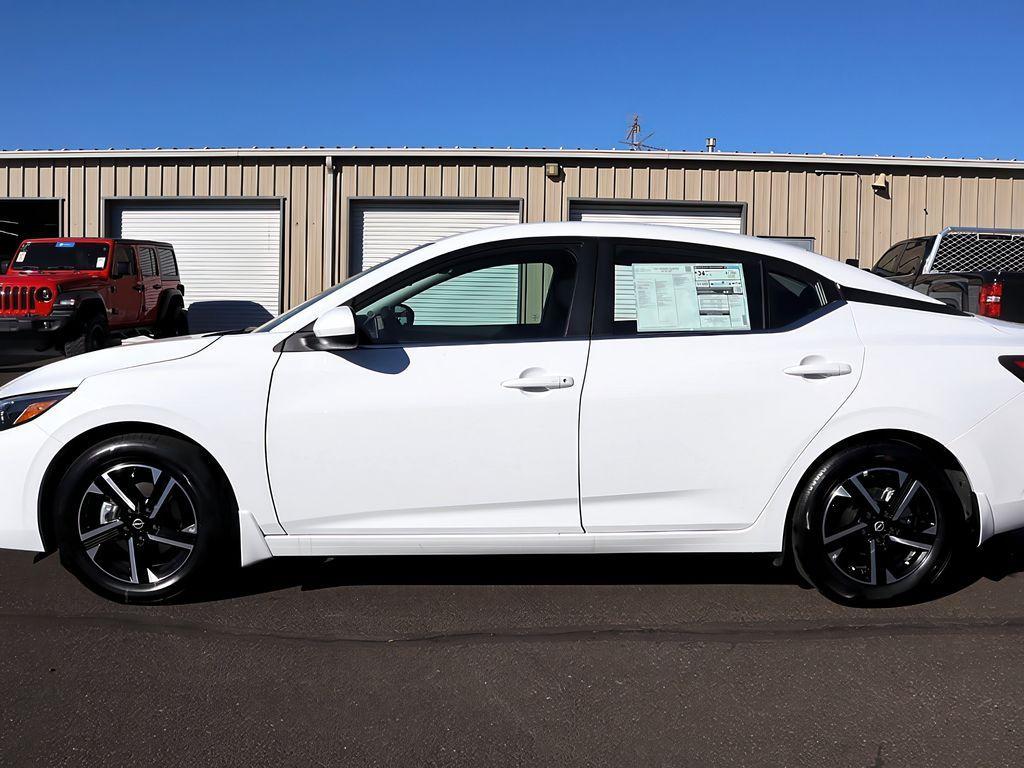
0 422 64 552
0 310 75 353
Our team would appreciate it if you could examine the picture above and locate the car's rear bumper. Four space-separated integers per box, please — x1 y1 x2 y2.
951 391 1024 539
0 422 63 552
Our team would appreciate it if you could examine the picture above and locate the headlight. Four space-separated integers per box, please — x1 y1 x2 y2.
36 287 53 302
0 390 73 431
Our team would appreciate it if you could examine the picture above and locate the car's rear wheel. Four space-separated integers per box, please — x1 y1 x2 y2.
791 441 962 604
156 301 189 338
53 433 235 603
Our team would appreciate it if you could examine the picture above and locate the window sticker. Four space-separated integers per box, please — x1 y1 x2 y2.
15 250 27 263
95 256 107 269
55 241 75 248
632 263 750 332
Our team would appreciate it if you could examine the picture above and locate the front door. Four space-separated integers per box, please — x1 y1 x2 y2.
579 240 864 532
266 241 594 535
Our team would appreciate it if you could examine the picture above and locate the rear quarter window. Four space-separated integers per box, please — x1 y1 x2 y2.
157 247 178 277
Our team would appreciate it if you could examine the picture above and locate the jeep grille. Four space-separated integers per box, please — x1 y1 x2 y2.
0 285 38 314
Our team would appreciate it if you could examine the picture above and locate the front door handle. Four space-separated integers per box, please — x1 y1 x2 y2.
784 361 853 378
501 375 574 391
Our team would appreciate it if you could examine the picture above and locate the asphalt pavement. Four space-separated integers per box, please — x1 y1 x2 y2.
2 360 1024 767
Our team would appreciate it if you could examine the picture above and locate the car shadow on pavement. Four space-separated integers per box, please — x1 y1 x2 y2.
186 552 800 604
183 527 1024 606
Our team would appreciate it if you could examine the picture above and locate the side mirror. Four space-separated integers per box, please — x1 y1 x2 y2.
111 262 128 279
0 260 8 274
312 305 358 350
845 258 860 268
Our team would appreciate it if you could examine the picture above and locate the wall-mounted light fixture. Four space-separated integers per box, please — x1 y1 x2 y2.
544 162 561 178
871 173 889 194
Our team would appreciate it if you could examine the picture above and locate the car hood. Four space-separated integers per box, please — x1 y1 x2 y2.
0 335 220 398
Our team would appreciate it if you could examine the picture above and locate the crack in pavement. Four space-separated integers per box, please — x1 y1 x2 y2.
2 610 1024 648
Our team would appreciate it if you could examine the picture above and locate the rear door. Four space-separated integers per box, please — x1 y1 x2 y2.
579 239 864 532
107 244 143 327
135 245 162 324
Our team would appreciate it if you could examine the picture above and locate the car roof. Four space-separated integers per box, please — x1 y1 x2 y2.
20 237 174 247
372 221 943 305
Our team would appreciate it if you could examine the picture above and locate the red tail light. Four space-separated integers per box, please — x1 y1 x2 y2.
980 281 1003 318
999 356 1024 381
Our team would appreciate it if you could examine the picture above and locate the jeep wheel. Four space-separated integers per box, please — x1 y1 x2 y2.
63 314 108 357
156 303 189 338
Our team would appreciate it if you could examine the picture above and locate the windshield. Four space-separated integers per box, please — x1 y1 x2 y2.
12 242 110 271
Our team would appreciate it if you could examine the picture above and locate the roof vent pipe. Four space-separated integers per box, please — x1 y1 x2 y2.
705 137 717 152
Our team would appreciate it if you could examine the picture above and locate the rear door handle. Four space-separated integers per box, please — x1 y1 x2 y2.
502 375 574 390
784 362 853 378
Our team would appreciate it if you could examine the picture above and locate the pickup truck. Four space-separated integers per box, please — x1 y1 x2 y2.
0 238 188 356
871 227 1024 322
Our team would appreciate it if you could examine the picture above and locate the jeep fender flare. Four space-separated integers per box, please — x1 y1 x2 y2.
60 291 108 326
155 289 185 322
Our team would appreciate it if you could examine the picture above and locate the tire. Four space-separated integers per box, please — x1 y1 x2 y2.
63 313 108 357
155 300 189 338
53 433 236 603
790 440 962 604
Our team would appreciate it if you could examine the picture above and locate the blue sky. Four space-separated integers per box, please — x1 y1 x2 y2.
3 0 1022 158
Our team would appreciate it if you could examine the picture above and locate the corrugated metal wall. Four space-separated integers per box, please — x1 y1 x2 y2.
3 153 1024 309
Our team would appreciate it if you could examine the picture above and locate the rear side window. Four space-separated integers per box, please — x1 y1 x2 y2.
137 246 158 277
599 244 763 335
895 240 927 276
873 242 907 276
157 246 178 277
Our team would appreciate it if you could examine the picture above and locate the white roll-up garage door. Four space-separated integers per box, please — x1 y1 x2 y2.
113 203 281 332
351 201 521 273
569 202 744 234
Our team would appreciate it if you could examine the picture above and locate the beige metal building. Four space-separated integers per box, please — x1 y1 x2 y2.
2 146 1023 327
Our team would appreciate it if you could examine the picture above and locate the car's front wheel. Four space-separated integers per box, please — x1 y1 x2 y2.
791 441 963 604
53 433 235 603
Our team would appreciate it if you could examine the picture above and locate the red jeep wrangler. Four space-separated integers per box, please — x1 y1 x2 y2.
0 238 188 356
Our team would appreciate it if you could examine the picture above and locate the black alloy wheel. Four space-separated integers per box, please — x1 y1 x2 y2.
791 441 962 603
55 433 235 603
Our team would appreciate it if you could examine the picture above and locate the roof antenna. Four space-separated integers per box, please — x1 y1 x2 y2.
620 114 663 151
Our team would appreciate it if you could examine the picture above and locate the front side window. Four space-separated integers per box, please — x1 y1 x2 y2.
113 245 136 278
353 248 577 345
600 244 763 335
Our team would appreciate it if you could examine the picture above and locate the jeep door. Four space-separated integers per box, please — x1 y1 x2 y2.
107 244 143 328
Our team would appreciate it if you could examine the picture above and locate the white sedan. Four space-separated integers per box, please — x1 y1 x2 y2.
2 222 1023 604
